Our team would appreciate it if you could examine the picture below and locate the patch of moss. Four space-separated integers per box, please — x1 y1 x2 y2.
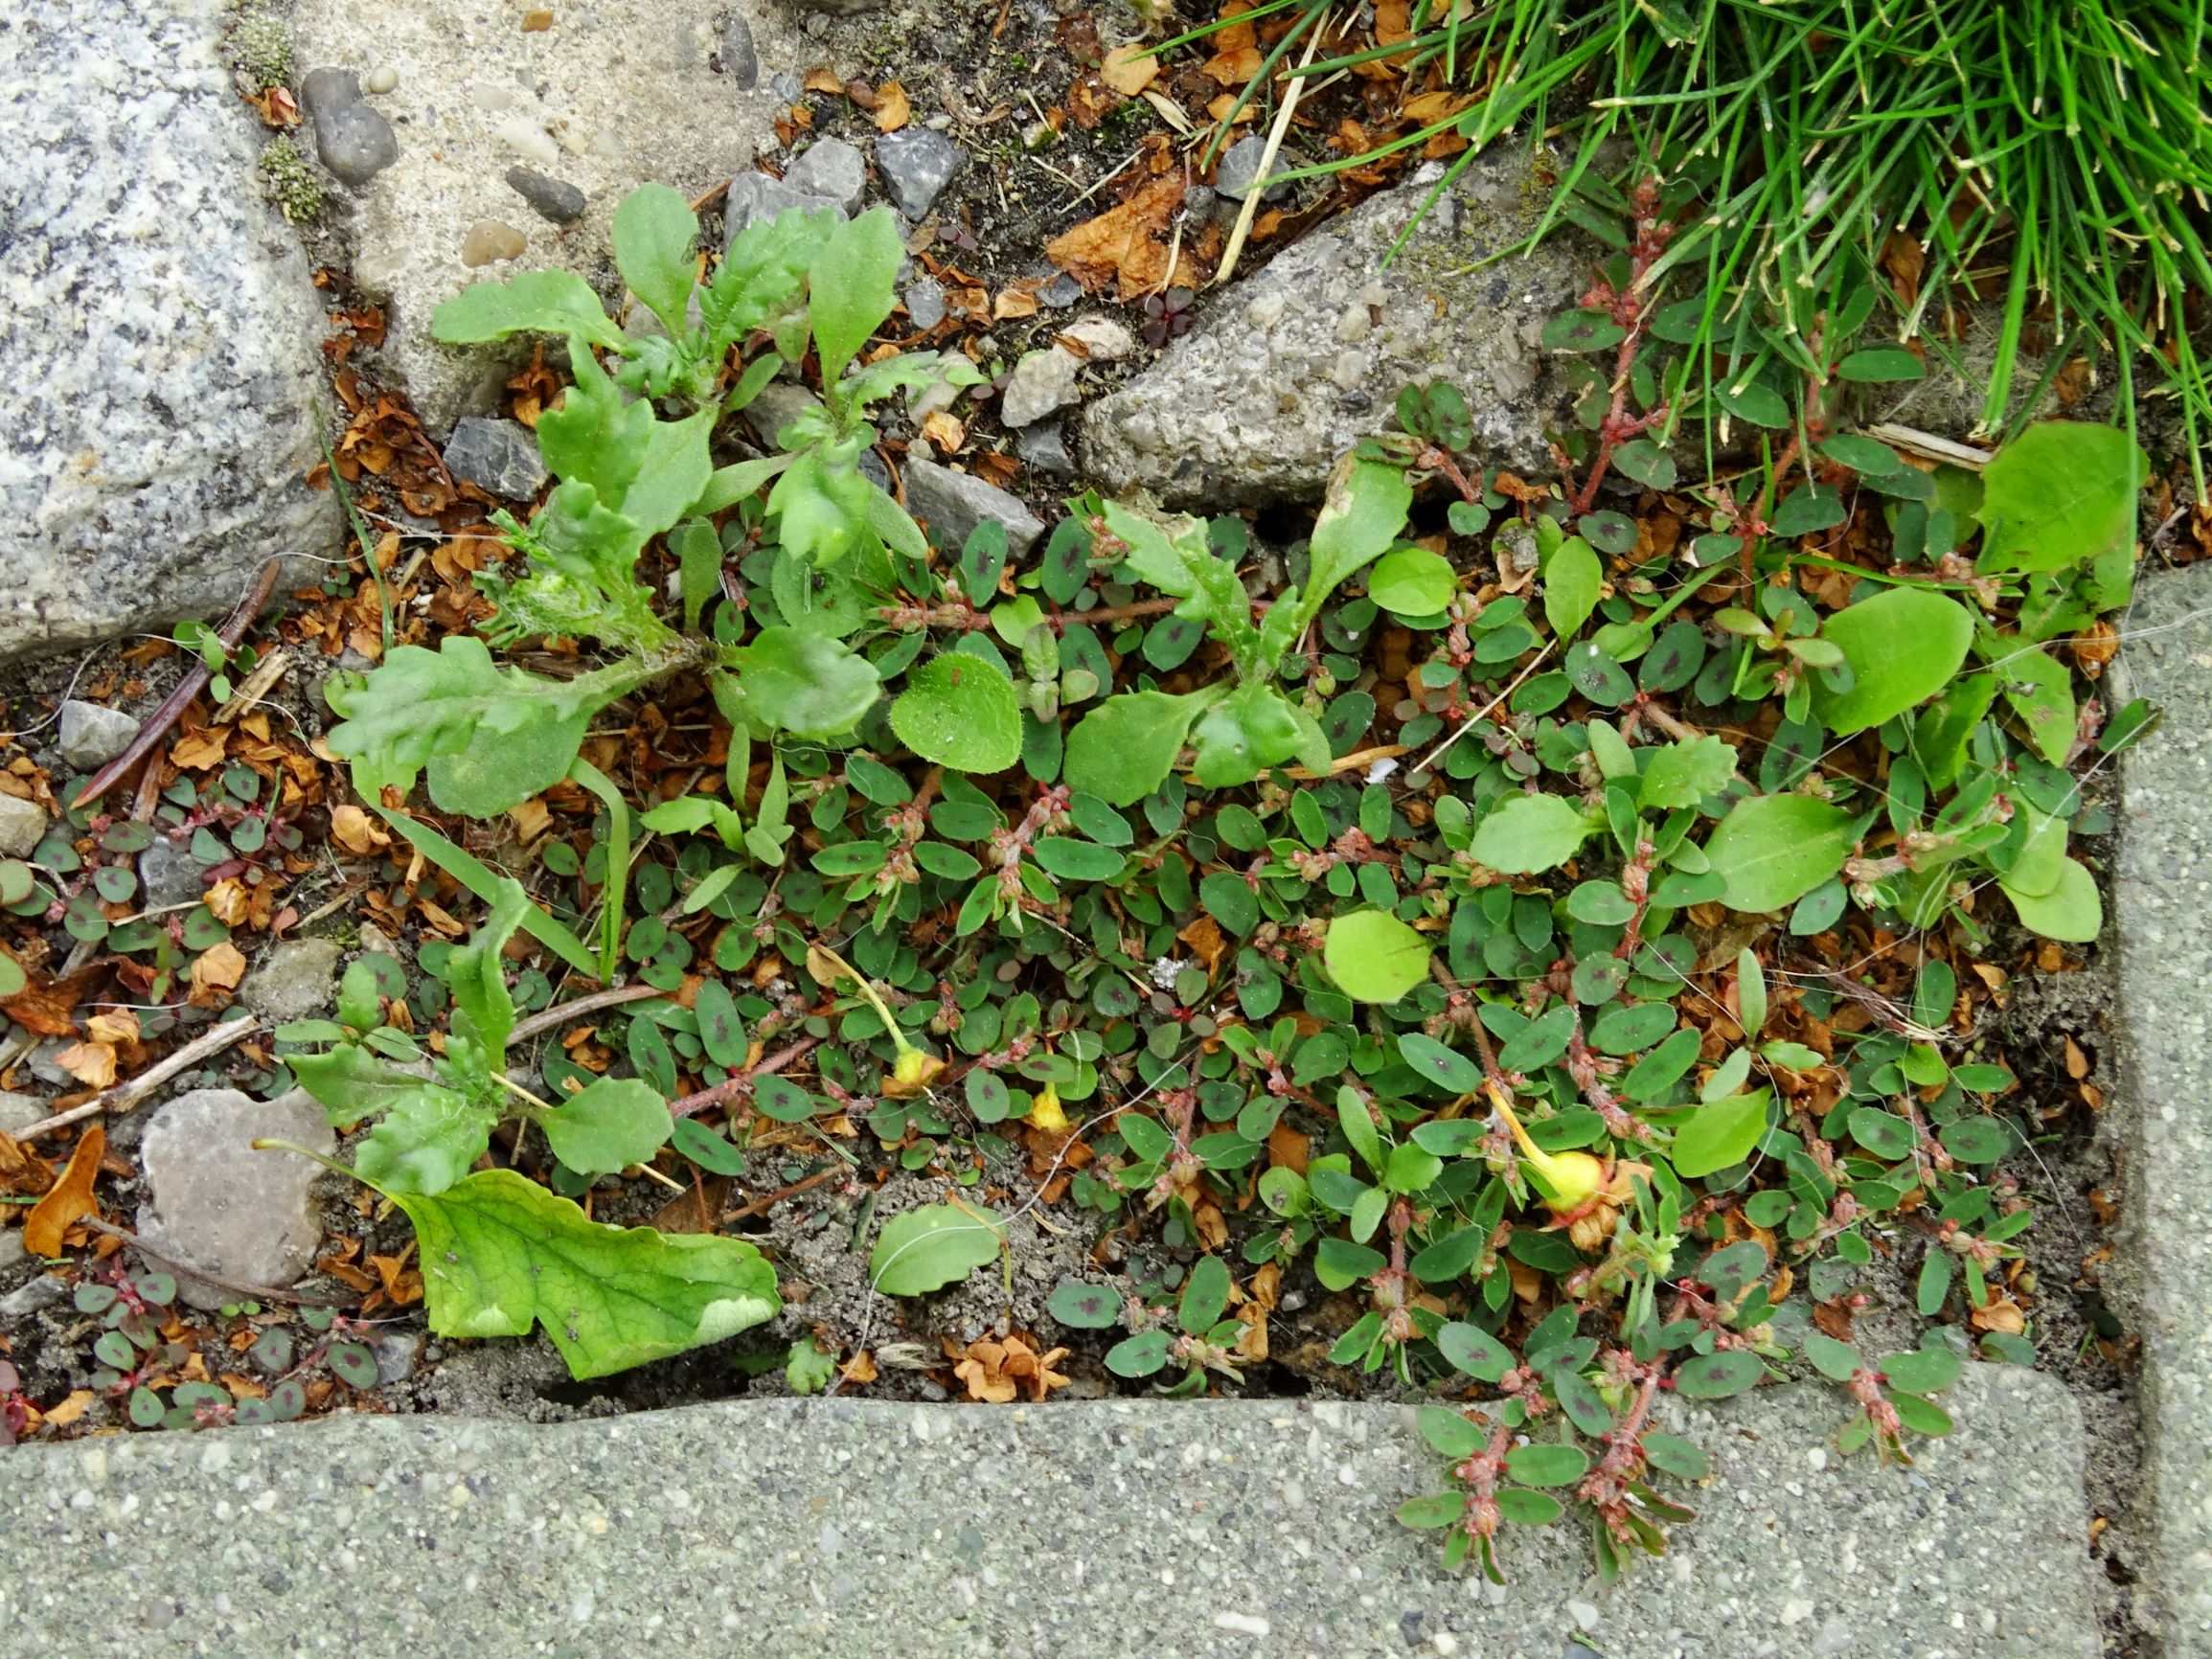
231 6 293 91
260 135 325 223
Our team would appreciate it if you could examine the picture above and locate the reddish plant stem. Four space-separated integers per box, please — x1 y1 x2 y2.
73 558 285 812
666 1035 820 1121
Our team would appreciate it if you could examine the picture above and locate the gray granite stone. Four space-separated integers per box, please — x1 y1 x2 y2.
56 700 142 772
2113 560 2212 1655
132 1088 333 1309
902 457 1044 557
1082 146 1594 507
875 126 963 218
0 1367 2095 1657
443 416 547 501
0 0 337 661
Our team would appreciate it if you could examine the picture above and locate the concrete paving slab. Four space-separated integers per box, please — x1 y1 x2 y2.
2114 560 2212 1654
0 1365 2093 1658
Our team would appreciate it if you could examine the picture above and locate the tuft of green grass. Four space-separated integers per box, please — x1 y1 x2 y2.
1185 0 2212 464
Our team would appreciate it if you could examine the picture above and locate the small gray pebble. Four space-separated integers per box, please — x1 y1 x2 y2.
786 137 867 216
874 127 965 219
858 449 893 493
903 279 946 331
719 12 760 89
504 167 587 225
766 70 804 103
445 417 549 501
138 836 206 911
298 68 399 187
1015 422 1077 478
1215 134 1297 202
57 700 141 772
1038 272 1083 309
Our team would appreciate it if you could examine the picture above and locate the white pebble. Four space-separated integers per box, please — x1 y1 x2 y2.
494 116 559 169
364 65 398 94
1213 1612 1271 1637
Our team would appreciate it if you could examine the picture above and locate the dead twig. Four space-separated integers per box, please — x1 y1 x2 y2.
509 983 666 1046
14 1017 263 1142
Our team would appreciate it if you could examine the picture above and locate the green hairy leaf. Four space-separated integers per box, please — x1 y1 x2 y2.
391 1169 779 1379
1063 689 1220 806
611 183 700 335
1976 422 2146 575
870 1201 1006 1295
810 208 904 384
1704 794 1857 914
726 626 882 737
430 269 627 352
891 651 1023 774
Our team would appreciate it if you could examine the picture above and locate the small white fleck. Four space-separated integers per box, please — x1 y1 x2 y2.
447 1484 472 1509
1780 1598 1817 1625
1565 1599 1600 1632
1366 757 1401 784
250 1489 280 1513
1432 1633 1460 1655
1213 1611 1271 1637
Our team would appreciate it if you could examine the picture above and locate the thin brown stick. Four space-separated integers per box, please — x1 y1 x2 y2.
508 983 666 1046
14 1017 262 1142
721 1165 840 1222
79 1216 353 1307
72 559 285 811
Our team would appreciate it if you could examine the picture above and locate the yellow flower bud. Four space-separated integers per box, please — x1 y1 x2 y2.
1025 1079 1068 1133
1487 1082 1605 1214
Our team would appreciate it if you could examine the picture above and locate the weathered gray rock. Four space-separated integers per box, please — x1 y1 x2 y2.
290 0 796 433
443 416 547 501
1082 148 1594 507
784 137 866 216
902 457 1044 557
0 794 47 858
786 0 885 15
875 127 963 219
0 1230 24 1274
0 0 338 662
723 170 844 248
0 1368 2098 1657
2114 561 2212 1656
56 700 142 772
718 11 760 88
133 1087 333 1310
503 166 587 225
297 67 399 186
999 346 1082 428
137 837 205 910
237 938 346 1026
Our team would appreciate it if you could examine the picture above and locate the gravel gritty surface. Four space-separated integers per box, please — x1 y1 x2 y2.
0 1366 2094 1657
2113 560 2212 1655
